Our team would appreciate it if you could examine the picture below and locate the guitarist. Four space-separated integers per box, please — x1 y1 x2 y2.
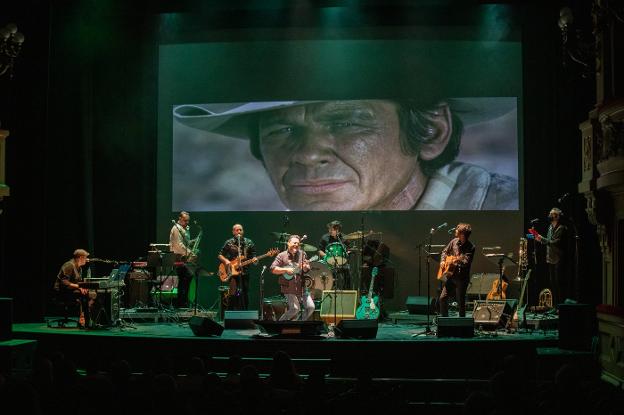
218 224 257 310
270 235 315 321
438 223 475 317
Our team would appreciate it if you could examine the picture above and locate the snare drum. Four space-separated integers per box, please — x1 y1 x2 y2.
325 242 348 266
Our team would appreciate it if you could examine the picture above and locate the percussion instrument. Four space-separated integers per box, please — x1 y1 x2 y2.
325 242 348 266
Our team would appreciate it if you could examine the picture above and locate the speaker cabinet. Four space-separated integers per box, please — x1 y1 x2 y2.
406 296 432 315
189 316 224 337
336 319 378 339
558 303 595 351
224 310 259 329
0 298 13 340
437 317 474 338
473 300 517 329
320 290 358 324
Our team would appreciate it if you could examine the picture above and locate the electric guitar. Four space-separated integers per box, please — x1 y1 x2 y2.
355 267 380 320
218 248 279 282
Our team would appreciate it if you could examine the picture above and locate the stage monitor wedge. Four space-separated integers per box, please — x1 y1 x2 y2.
189 316 224 337
437 317 474 338
224 310 259 329
336 319 378 339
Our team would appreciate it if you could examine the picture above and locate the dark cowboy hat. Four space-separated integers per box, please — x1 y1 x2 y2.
173 98 517 140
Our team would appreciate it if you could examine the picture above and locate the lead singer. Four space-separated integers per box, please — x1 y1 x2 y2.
270 234 315 321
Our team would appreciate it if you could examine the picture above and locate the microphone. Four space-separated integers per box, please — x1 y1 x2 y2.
557 193 571 204
447 226 456 235
430 222 447 234
261 265 267 273
171 219 176 225
530 218 540 224
301 235 308 241
193 220 198 225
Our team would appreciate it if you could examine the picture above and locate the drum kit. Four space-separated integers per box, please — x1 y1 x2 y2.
269 229 383 300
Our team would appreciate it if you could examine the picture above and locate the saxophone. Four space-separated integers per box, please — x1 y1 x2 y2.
516 237 528 280
188 224 202 263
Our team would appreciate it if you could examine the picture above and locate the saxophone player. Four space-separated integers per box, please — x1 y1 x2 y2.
170 211 198 308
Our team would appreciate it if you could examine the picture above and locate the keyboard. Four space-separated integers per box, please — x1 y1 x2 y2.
79 278 125 289
132 261 186 268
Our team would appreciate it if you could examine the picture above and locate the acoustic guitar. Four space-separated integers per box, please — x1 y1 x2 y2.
218 248 278 282
437 255 461 282
486 272 508 300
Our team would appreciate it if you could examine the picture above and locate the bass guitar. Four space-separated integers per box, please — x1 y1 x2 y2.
218 248 279 282
355 267 380 320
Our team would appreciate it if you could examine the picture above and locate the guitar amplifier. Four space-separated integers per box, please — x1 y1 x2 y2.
320 290 357 325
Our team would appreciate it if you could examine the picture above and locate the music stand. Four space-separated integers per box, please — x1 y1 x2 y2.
147 249 175 308
484 253 517 309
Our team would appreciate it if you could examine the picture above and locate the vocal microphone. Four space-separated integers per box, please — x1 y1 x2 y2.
557 192 571 204
171 219 176 225
261 265 267 273
430 222 447 234
447 226 456 234
530 218 540 224
301 234 308 241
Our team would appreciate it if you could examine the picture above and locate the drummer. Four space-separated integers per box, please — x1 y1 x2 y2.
318 220 351 262
318 220 352 289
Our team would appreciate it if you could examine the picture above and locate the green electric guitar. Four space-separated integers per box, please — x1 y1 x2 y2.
355 267 380 320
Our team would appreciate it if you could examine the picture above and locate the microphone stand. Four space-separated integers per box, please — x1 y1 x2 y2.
299 247 306 321
235 234 242 310
259 265 267 320
412 230 436 336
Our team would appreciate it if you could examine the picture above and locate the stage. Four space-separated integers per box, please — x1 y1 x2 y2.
8 309 577 381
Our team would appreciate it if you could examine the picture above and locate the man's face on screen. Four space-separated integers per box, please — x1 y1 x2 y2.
258 100 424 210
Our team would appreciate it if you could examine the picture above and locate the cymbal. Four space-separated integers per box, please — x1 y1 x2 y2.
270 232 290 239
302 243 317 252
343 230 380 240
